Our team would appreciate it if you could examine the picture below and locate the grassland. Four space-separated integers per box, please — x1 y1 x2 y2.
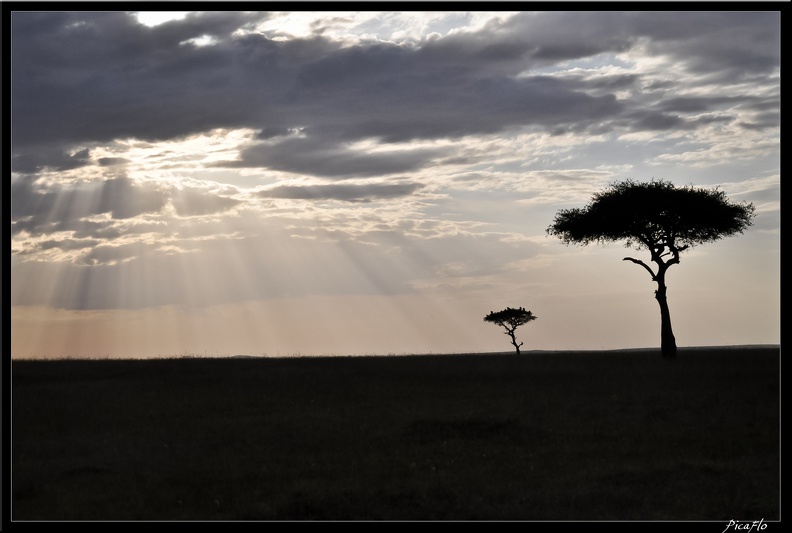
11 346 780 521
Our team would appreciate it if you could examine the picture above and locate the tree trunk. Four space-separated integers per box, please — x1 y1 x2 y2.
509 331 521 355
654 283 677 359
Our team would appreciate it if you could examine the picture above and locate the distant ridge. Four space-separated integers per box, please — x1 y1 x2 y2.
224 345 779 359
526 344 780 354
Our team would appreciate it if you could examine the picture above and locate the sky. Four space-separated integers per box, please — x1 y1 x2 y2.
8 9 780 358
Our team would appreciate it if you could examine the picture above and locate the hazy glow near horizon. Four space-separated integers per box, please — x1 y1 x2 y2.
10 11 780 358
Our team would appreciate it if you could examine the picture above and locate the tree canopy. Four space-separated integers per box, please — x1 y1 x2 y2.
484 307 537 355
547 179 756 253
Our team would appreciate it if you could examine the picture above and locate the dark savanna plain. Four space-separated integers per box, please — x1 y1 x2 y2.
11 345 779 521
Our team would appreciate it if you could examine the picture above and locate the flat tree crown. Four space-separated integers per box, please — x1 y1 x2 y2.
547 179 756 252
484 307 537 328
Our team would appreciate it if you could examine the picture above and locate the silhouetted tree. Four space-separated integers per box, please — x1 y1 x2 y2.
484 307 537 355
547 179 756 359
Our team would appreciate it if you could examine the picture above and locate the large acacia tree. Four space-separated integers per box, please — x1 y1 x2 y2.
547 179 755 359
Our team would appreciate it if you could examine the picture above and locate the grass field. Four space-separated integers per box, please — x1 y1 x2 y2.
11 346 780 521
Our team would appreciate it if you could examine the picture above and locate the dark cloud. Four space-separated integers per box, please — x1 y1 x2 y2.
216 137 448 178
11 12 284 152
574 74 640 92
630 111 685 131
255 126 298 140
98 157 131 166
657 97 718 114
11 10 777 170
153 11 268 44
282 43 624 143
629 11 780 78
690 114 734 127
738 113 780 131
314 76 621 143
257 182 423 202
12 148 92 174
510 11 780 77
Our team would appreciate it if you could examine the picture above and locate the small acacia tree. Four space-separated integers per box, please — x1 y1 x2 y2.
484 307 537 355
547 179 756 359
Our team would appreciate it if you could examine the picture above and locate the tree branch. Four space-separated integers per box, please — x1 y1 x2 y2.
623 256 656 280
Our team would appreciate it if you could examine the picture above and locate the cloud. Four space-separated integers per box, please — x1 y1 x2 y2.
631 11 780 78
150 11 269 44
216 137 448 177
288 55 624 143
10 176 168 243
257 182 424 202
11 12 282 152
99 177 169 219
13 10 777 169
629 111 685 131
12 148 92 174
98 157 131 167
507 11 779 76
11 175 104 236
78 242 153 266
255 126 297 140
11 175 240 240
171 187 242 216
737 112 780 131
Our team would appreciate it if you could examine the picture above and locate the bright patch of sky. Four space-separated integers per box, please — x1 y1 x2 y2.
134 11 190 26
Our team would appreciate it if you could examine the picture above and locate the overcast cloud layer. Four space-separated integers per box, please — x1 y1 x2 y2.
9 10 780 357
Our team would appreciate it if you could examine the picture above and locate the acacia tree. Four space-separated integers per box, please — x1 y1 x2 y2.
484 307 537 355
547 179 755 359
